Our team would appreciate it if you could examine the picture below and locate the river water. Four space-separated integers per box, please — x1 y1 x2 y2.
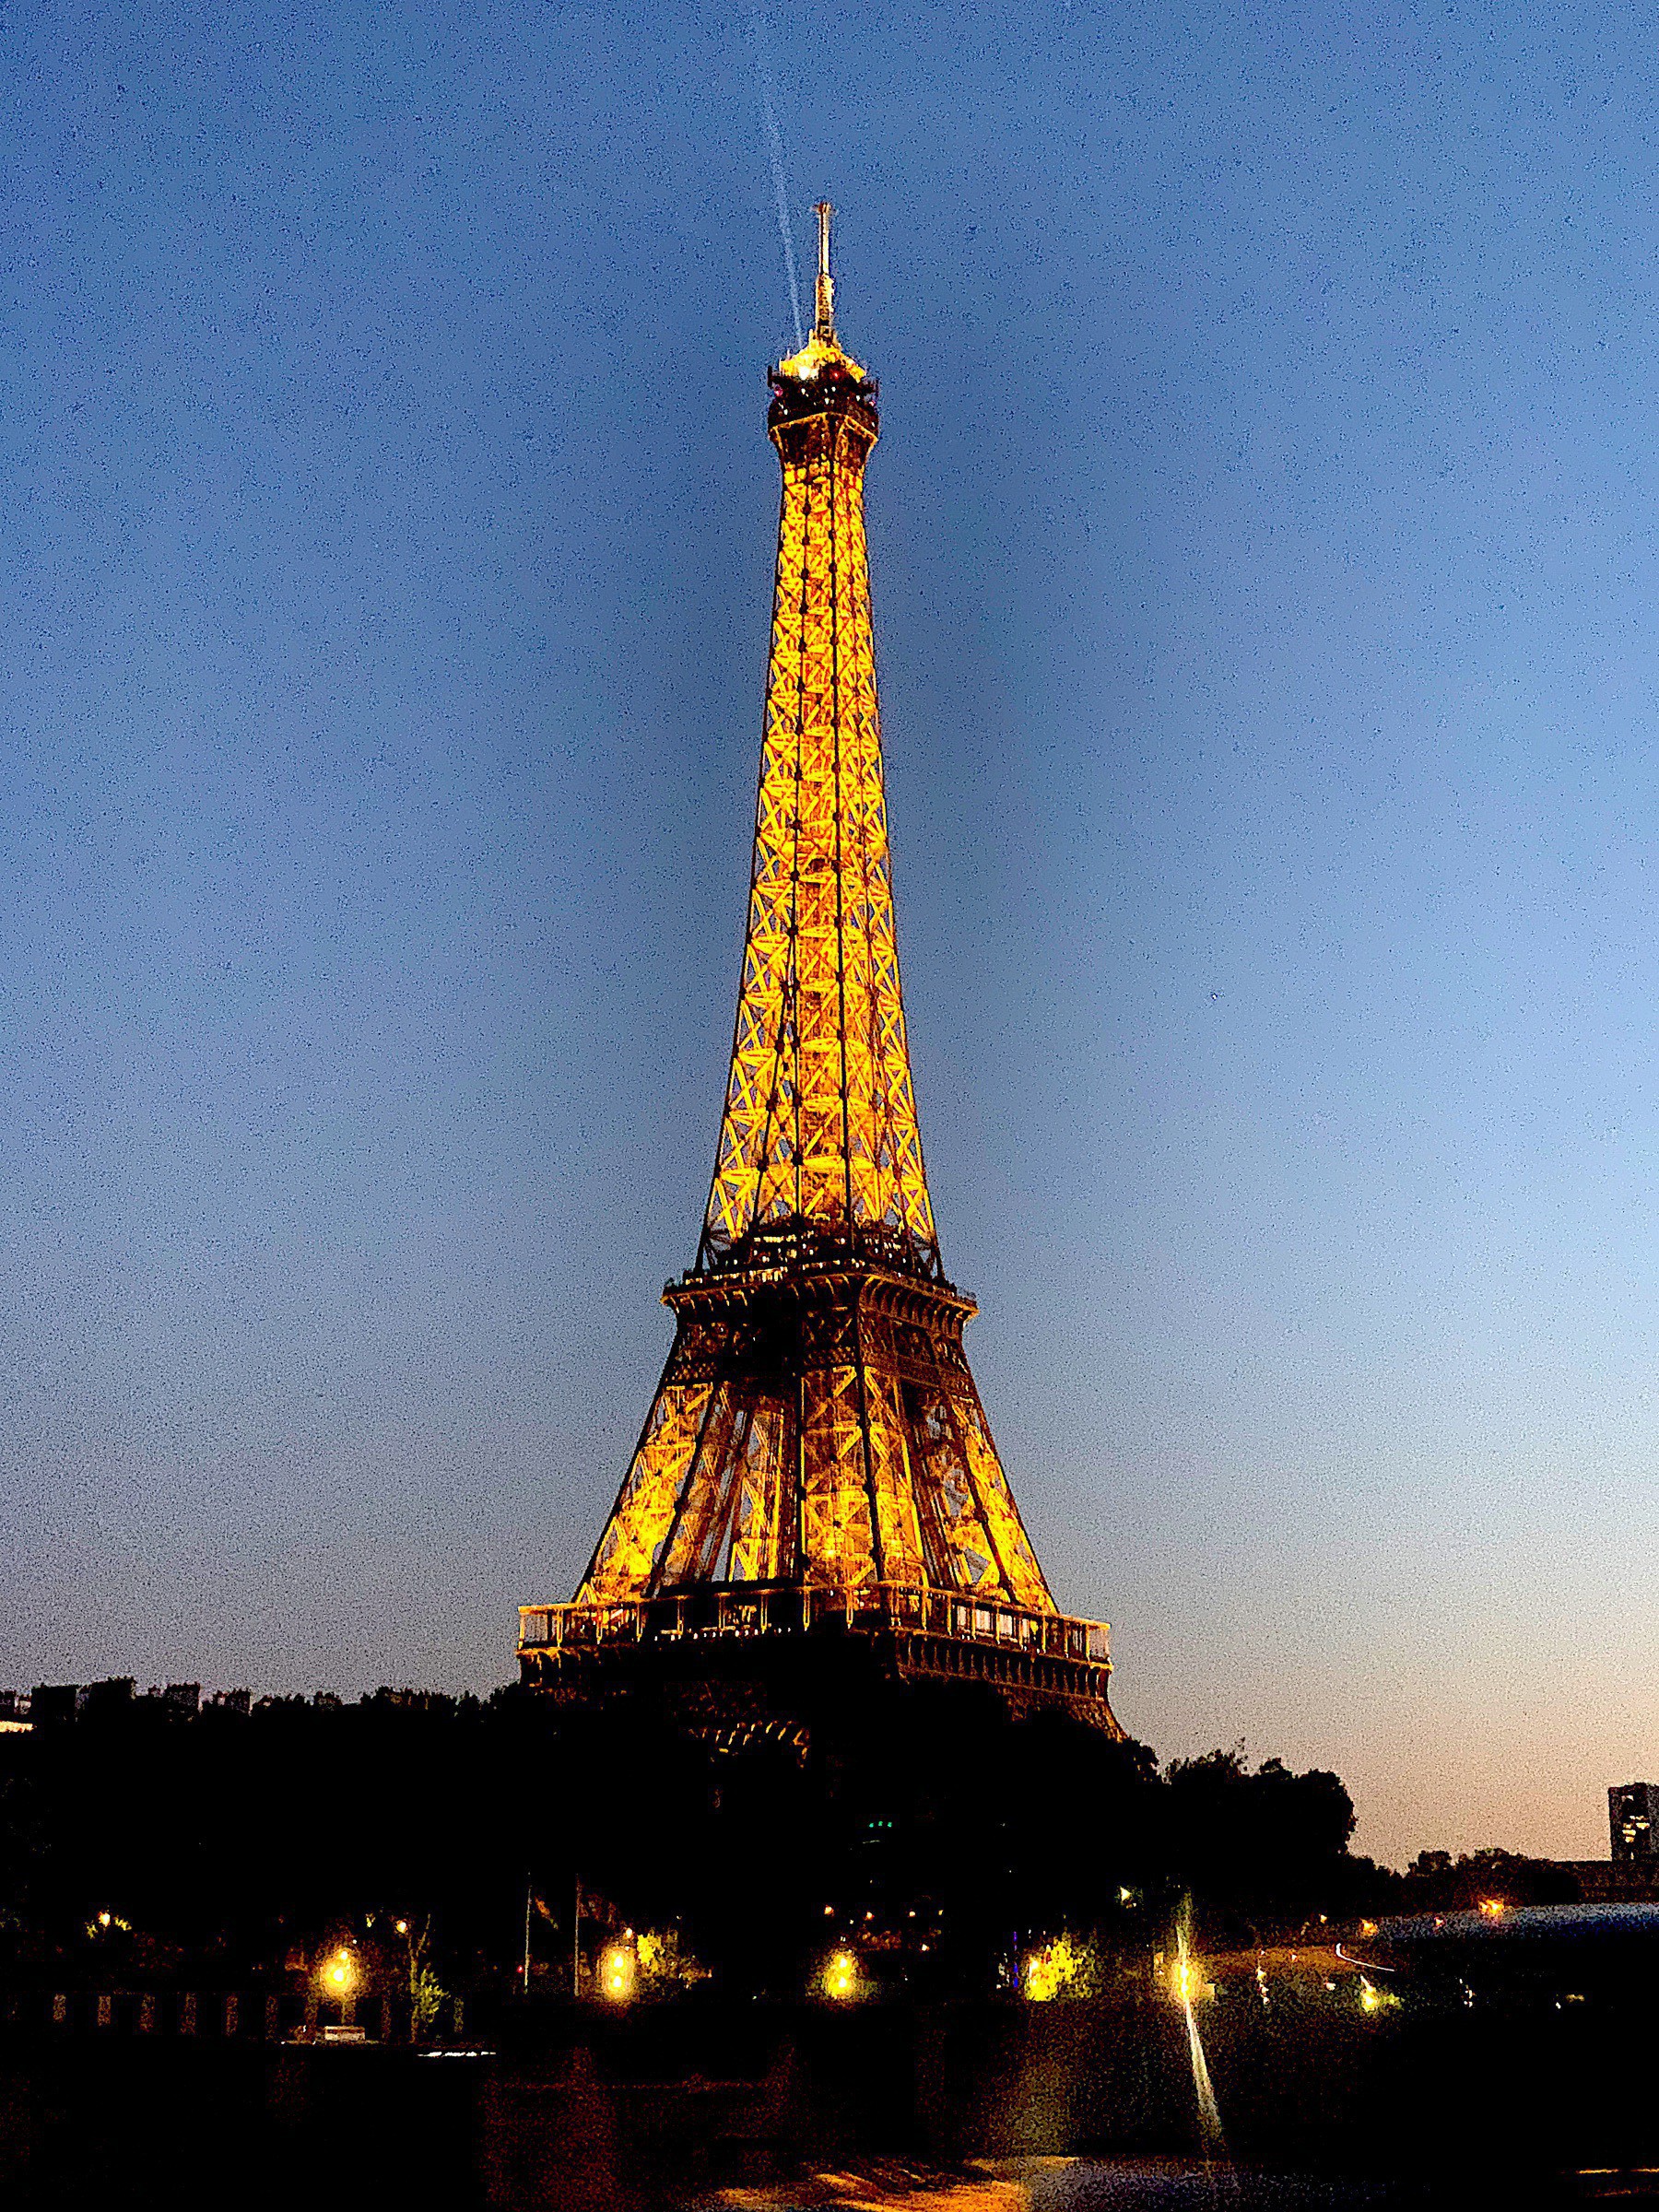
1016 2159 1394 2206
687 2158 1404 2210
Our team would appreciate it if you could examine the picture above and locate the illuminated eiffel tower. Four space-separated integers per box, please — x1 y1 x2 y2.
520 209 1120 1737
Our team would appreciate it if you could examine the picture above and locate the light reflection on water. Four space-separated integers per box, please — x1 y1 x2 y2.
1173 1902 1226 2166
685 2159 1397 2210
1006 2159 1394 2209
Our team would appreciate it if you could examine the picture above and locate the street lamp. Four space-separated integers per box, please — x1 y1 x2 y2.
824 1950 858 2000
598 1943 635 2002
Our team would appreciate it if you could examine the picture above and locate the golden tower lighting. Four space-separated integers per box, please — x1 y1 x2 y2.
520 207 1119 1735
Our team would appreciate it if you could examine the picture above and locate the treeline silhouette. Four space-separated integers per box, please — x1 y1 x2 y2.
0 1677 1570 1997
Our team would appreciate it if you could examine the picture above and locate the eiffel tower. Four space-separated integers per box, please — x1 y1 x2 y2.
520 209 1120 1737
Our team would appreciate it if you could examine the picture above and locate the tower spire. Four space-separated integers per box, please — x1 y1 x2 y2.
813 199 835 339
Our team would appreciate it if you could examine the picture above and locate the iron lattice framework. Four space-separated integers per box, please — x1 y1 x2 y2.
698 309 935 1281
522 209 1116 1729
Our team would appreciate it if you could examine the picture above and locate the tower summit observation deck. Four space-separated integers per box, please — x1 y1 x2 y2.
520 208 1120 1736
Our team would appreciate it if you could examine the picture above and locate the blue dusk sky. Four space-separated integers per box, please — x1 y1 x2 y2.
3 0 1657 1865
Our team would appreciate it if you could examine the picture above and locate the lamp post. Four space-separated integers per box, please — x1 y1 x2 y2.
597 1942 636 2002
824 1949 859 2001
322 1947 357 2028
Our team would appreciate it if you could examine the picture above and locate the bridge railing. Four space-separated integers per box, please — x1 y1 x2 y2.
518 1583 1108 1665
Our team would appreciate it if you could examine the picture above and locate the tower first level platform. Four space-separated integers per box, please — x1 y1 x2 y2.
521 1245 1119 1735
518 1583 1114 1743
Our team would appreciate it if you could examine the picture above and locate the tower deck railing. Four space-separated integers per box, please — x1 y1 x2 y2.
518 1583 1109 1665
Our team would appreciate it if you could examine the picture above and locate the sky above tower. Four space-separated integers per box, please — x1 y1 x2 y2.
2 0 1656 1865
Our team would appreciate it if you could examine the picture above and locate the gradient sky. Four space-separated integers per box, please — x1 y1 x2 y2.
4 0 1658 1865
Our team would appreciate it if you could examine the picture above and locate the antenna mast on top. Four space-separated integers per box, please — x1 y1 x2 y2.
813 201 835 339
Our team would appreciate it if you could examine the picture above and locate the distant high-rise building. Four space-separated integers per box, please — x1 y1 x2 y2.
1609 1782 1659 1860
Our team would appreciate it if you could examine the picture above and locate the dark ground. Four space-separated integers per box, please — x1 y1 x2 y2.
4 1991 1659 2212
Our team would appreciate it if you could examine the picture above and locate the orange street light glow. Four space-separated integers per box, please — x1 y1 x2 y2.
598 1943 636 2001
825 1950 858 2000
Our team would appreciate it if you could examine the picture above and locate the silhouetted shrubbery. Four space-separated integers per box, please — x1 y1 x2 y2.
0 1678 1445 1995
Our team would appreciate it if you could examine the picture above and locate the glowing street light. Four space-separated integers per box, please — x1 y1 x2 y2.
1024 1951 1058 2002
324 1949 355 1994
824 1950 858 2000
598 1943 636 2002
